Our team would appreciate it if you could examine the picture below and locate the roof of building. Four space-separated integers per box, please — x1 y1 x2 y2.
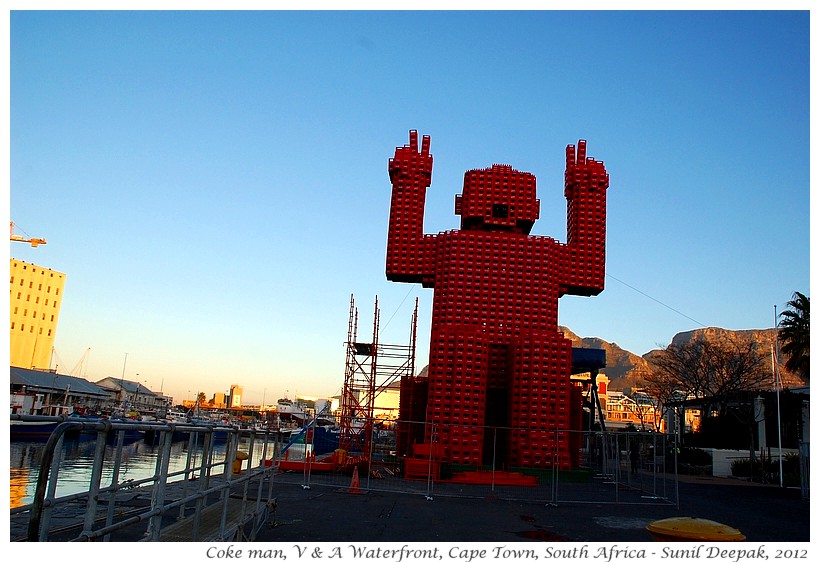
10 366 111 399
95 376 156 397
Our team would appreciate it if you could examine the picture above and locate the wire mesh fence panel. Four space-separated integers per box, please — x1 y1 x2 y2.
266 417 678 506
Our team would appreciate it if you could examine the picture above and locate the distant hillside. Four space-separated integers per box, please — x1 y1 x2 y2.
559 326 652 390
663 327 802 387
416 326 803 391
562 326 802 390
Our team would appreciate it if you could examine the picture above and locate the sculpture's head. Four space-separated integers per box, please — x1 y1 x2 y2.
455 165 540 234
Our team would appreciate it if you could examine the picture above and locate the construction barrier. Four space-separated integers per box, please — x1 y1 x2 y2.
270 417 679 507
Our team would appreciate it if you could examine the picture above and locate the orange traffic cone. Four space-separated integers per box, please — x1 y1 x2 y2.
349 466 362 494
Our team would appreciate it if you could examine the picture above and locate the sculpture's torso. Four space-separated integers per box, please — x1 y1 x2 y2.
430 230 562 340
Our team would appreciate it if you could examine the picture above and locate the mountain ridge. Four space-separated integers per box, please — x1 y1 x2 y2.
559 325 803 390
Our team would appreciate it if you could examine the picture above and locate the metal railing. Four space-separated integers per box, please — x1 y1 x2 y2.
10 415 278 542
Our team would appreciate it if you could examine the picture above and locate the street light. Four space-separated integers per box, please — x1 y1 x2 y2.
119 353 128 408
773 305 784 487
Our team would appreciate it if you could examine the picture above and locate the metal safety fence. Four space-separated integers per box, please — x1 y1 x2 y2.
272 419 679 507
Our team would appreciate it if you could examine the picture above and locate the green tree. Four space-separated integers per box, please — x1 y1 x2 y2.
778 291 809 383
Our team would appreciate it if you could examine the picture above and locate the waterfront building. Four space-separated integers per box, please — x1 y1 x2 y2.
212 392 227 408
9 259 66 370
10 366 111 415
604 390 665 431
374 381 401 421
95 376 166 413
229 384 243 407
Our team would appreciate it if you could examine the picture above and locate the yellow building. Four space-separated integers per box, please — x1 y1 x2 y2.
604 390 665 432
212 392 227 409
9 259 66 370
229 384 243 408
374 381 401 421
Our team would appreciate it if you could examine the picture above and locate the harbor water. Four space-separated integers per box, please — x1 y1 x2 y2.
9 433 304 510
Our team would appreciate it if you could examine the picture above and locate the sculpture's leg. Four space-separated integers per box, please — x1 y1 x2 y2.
508 331 578 469
426 329 489 466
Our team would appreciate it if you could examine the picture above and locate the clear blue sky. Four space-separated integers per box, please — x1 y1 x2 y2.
8 9 810 406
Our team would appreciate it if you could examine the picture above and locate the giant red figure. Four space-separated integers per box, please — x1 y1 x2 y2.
387 131 609 469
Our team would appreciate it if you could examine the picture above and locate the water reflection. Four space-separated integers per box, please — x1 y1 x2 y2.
9 435 284 509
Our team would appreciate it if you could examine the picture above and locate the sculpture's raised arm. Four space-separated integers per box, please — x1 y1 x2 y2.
386 130 435 284
562 140 609 296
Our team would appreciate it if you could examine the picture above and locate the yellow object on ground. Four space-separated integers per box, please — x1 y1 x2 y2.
232 451 250 474
647 517 746 541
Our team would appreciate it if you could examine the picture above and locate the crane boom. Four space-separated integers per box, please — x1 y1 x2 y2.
9 221 46 247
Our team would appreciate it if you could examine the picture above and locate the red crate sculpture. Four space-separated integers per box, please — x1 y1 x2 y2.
387 130 609 470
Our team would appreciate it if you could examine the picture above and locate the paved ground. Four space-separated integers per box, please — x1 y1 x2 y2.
10 470 809 543
255 473 810 543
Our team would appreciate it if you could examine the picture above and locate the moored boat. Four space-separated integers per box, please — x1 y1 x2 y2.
105 418 147 444
10 418 61 440
276 398 308 423
11 412 104 441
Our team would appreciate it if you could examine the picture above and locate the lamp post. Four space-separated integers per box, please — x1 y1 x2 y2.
773 305 784 487
134 374 141 413
119 353 128 408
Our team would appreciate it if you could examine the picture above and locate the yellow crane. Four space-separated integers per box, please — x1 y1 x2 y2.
9 221 47 247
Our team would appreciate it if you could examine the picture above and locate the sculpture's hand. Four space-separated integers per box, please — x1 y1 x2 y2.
389 130 432 185
565 140 608 198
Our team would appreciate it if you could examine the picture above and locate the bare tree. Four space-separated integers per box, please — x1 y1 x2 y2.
647 337 770 416
647 336 773 476
643 354 687 431
622 390 661 431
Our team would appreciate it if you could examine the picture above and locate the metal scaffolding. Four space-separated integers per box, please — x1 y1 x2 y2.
338 294 418 460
